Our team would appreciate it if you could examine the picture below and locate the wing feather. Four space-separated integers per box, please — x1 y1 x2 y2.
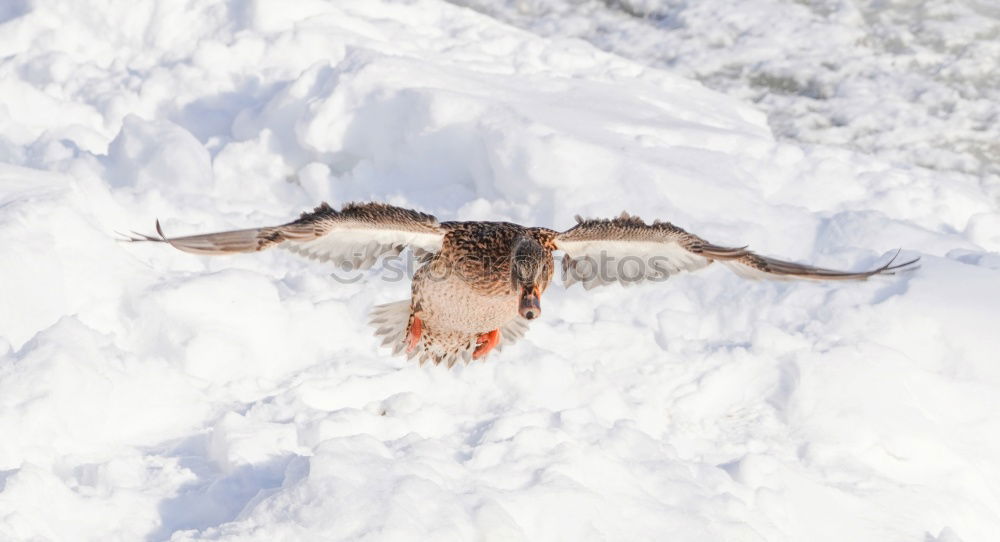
555 212 918 287
125 202 445 269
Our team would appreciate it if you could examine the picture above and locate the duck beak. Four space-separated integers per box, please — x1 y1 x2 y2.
519 287 541 320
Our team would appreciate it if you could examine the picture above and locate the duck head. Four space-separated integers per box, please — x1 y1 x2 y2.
511 236 546 320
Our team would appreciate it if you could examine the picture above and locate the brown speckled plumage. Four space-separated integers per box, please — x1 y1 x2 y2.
126 202 919 368
402 222 556 366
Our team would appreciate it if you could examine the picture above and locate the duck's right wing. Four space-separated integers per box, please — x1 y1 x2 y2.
124 202 445 269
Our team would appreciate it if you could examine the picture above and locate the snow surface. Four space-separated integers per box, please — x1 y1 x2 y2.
0 0 998 541
451 0 1000 204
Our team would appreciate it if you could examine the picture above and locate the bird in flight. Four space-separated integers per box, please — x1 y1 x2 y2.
125 202 918 367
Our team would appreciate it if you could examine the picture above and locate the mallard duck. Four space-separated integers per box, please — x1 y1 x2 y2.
126 202 918 367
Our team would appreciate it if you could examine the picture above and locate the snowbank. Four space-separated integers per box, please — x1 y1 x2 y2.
1 0 998 541
453 0 1000 202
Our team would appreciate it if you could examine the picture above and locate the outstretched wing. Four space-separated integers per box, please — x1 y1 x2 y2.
554 212 918 289
125 202 445 268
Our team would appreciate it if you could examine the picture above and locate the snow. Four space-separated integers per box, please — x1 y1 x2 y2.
451 0 1000 201
0 0 998 541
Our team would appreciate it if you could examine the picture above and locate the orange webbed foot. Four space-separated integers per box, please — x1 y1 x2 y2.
473 329 501 360
406 315 423 353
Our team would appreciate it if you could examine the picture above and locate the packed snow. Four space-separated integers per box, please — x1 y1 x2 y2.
1 1 998 541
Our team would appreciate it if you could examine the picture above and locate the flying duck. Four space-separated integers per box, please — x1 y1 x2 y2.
126 202 918 367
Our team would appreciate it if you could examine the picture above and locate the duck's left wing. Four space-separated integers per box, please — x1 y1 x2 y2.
554 213 918 289
125 202 445 269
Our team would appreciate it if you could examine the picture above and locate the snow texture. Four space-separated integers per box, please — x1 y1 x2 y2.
0 0 998 541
